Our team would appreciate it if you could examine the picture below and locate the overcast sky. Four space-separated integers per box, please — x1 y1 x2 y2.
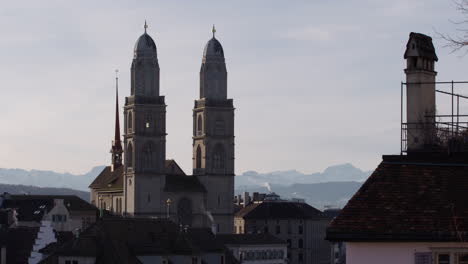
1 0 467 175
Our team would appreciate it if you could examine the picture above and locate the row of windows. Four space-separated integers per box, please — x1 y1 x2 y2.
240 249 285 261
286 239 304 249
52 214 67 222
248 224 304 235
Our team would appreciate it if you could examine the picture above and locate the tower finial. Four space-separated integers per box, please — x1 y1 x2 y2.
212 24 216 38
144 20 148 33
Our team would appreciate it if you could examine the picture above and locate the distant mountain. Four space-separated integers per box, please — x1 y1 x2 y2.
0 163 370 208
235 181 363 210
0 183 90 202
0 166 105 191
235 163 371 189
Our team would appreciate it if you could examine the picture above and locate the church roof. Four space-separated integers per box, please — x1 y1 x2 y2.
327 154 468 242
89 160 198 192
88 165 124 191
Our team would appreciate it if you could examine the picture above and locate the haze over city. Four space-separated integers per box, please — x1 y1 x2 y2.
1 0 466 175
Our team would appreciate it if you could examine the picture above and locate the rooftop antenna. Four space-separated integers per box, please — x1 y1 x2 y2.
144 20 148 34
212 24 216 38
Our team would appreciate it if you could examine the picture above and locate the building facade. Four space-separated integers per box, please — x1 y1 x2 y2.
235 201 332 264
89 24 235 233
326 33 468 264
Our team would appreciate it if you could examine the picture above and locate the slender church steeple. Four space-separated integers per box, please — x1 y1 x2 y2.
111 70 123 171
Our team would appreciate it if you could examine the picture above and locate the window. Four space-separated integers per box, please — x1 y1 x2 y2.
126 143 133 168
437 253 450 264
276 225 281 234
147 193 151 203
264 226 269 233
197 115 203 135
220 255 224 264
192 257 198 264
287 222 292 234
213 144 225 170
52 214 67 222
298 252 303 262
196 146 202 169
298 225 303 234
286 239 291 248
458 253 468 264
128 112 133 131
142 141 155 170
298 239 303 248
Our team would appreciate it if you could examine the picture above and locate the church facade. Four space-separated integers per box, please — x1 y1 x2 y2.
89 24 235 234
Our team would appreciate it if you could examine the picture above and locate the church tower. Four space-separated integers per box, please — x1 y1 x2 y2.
193 26 235 233
123 22 167 215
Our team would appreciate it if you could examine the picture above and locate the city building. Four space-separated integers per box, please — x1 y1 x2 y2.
89 23 235 233
216 233 287 264
326 33 468 264
0 194 97 232
38 217 229 264
235 199 332 264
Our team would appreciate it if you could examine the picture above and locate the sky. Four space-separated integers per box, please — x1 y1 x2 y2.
1 0 468 175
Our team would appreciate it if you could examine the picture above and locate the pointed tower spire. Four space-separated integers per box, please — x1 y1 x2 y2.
212 24 216 38
144 20 148 34
111 69 123 170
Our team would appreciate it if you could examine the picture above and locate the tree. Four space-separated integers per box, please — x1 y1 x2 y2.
438 0 468 53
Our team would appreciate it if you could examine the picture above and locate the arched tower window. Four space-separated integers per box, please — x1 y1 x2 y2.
197 115 203 135
145 112 153 130
196 145 202 169
177 197 193 226
143 141 155 170
126 143 133 168
213 144 225 170
128 111 133 132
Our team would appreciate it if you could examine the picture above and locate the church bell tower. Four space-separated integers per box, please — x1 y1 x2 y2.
123 22 167 215
193 26 235 233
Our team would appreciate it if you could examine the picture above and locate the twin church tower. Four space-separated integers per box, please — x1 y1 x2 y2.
90 23 235 233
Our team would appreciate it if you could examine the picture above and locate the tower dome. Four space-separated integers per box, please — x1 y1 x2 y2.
134 21 157 57
203 37 224 57
203 25 224 58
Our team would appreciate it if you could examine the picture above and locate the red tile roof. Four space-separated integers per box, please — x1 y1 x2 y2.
327 155 468 242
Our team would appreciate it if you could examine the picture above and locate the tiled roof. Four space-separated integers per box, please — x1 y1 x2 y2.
0 226 39 264
235 201 324 220
404 32 438 61
327 155 468 242
39 218 225 263
89 160 187 191
88 165 124 190
1 195 97 222
216 233 285 245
